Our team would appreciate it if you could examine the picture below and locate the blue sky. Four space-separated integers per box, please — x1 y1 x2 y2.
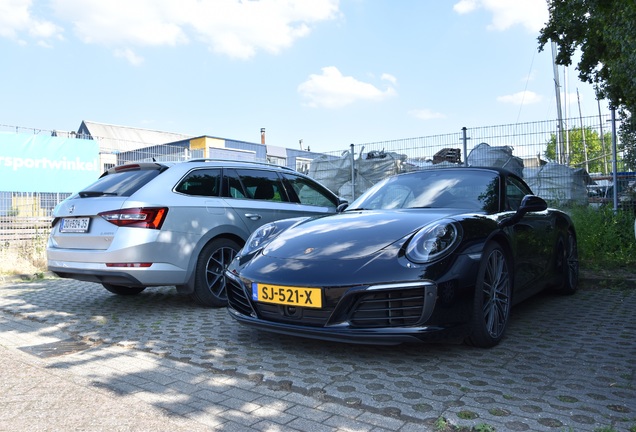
1 0 607 153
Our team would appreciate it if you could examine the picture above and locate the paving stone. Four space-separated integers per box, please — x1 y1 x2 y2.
0 277 634 432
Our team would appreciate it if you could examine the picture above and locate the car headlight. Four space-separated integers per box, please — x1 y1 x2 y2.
405 220 461 263
242 218 306 256
242 223 282 256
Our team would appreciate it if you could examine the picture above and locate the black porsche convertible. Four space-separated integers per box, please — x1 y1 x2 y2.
225 167 579 348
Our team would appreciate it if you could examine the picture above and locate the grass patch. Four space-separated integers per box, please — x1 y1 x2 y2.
434 417 495 432
567 205 636 270
0 237 48 277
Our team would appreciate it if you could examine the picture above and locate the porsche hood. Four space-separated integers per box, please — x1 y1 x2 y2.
262 209 457 260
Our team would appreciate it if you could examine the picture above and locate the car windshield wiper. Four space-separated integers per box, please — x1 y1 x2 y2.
78 191 119 198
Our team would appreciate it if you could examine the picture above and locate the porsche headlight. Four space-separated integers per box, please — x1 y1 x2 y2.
405 220 461 263
242 222 282 256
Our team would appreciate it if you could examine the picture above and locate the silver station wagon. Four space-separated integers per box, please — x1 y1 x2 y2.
47 159 343 307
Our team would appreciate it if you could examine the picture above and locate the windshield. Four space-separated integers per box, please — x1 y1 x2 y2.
347 169 500 213
80 168 163 197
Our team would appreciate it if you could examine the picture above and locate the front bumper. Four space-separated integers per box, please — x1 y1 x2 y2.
224 270 468 345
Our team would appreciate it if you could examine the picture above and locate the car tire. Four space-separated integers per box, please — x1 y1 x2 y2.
465 242 512 348
554 230 579 295
102 283 146 295
190 238 241 307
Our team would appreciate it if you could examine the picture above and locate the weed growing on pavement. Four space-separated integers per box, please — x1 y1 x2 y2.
457 410 478 420
474 425 495 432
434 417 495 432
487 408 509 416
557 395 579 403
435 417 450 430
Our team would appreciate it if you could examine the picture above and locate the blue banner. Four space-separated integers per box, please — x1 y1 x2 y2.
0 133 100 192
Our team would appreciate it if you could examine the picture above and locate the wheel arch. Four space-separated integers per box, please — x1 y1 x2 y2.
176 231 247 295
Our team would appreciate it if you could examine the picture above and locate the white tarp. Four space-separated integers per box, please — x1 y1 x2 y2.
467 142 524 177
524 163 589 206
309 150 411 201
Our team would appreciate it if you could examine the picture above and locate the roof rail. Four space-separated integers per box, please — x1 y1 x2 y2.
186 158 295 171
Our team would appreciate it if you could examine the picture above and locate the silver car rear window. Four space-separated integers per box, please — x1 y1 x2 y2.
80 169 163 197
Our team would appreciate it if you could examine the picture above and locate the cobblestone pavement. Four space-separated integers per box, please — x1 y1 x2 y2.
0 276 634 431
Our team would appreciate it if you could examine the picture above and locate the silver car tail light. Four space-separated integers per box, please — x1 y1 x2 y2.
98 207 168 229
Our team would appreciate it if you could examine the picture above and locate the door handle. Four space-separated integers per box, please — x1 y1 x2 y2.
245 213 262 221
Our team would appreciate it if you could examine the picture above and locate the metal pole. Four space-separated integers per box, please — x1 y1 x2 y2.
611 107 618 212
461 127 468 166
350 143 355 201
551 41 565 163
597 95 608 174
576 89 589 173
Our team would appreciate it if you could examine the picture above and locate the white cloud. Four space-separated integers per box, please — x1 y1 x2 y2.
44 0 340 63
453 0 479 14
381 73 397 85
453 0 548 33
409 109 446 120
0 0 63 42
114 48 144 66
298 66 397 109
51 0 190 47
497 91 543 105
187 0 339 59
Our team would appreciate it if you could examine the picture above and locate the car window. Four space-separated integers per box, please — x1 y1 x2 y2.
506 177 531 210
281 173 338 207
175 169 221 197
222 169 247 199
225 169 289 202
81 168 163 197
349 169 500 212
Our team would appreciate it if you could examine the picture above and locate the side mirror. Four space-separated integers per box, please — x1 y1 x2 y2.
336 202 349 213
498 195 547 227
518 194 547 213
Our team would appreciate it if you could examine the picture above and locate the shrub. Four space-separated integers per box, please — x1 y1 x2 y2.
567 205 636 269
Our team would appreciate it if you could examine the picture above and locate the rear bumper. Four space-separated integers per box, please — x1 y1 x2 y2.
48 266 145 286
47 260 188 287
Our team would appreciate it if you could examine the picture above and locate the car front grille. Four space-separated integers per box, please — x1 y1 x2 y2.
348 288 426 328
228 277 436 330
226 275 254 316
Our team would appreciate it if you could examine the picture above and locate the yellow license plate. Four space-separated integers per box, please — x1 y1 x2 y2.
252 283 322 309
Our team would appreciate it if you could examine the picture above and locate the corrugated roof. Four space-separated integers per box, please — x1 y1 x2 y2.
79 120 194 153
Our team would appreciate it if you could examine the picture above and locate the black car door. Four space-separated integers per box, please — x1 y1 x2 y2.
506 177 554 297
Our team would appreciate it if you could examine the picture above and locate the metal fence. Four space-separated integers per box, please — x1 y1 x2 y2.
310 113 629 205
1 114 632 272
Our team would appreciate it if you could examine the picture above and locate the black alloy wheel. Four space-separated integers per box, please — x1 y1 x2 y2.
555 230 579 294
465 242 512 348
190 238 241 307
102 283 146 295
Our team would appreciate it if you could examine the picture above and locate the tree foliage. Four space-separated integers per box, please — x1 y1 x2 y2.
538 0 636 111
545 126 611 173
538 0 636 170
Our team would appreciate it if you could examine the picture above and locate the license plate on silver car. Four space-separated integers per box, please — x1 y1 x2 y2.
60 217 90 233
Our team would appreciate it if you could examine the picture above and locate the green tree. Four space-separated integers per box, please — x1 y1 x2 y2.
545 126 610 174
538 0 636 168
618 109 636 171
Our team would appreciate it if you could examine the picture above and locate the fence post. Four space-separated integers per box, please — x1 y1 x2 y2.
461 127 469 166
610 107 618 212
350 143 356 200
